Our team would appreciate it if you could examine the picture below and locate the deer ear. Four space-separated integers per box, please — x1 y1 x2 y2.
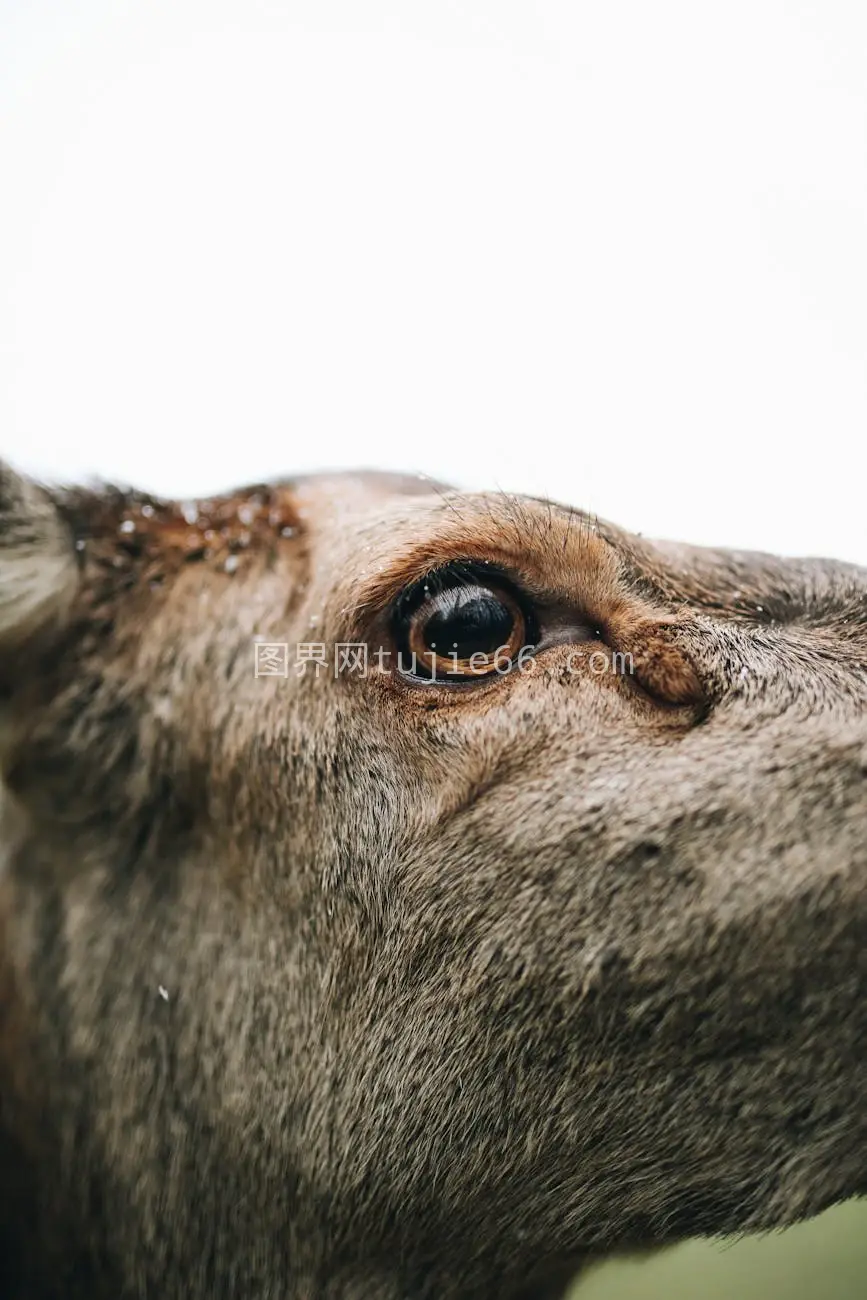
0 462 79 656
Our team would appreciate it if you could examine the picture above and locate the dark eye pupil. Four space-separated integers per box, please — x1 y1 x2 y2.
424 589 514 658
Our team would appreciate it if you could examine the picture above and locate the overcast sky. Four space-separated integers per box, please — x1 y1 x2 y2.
2 1 865 561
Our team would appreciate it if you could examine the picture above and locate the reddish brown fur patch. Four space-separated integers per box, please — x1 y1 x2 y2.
58 483 304 591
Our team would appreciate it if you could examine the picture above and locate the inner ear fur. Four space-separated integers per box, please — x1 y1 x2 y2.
0 463 79 665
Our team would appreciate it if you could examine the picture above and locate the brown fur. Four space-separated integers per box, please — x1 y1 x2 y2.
0 463 865 1299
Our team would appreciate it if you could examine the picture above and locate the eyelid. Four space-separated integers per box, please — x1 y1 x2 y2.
396 560 529 612
358 547 530 612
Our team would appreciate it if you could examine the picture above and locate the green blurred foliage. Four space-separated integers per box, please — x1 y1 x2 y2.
571 1200 867 1300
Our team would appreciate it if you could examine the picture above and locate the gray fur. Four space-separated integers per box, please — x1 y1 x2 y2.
0 463 864 1299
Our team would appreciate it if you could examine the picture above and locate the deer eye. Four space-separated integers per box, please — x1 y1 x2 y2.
395 564 532 680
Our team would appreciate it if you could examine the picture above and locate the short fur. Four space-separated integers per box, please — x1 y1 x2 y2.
0 461 865 1299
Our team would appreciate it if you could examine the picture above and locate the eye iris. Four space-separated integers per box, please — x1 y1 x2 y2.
396 566 532 682
424 589 514 659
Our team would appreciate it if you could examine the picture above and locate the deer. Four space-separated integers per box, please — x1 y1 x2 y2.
0 459 865 1299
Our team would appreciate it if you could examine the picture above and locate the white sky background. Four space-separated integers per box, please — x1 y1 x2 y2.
1 1 865 562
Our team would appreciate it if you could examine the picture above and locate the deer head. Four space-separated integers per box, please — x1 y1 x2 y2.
1 462 865 1299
